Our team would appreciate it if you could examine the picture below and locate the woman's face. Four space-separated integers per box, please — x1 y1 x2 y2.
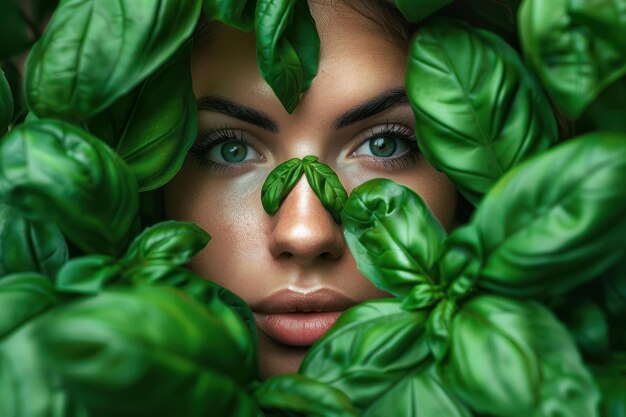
164 2 457 378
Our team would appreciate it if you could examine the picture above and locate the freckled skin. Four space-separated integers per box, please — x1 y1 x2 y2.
164 2 457 379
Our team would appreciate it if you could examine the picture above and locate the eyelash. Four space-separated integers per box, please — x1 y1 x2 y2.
188 126 258 172
354 122 421 171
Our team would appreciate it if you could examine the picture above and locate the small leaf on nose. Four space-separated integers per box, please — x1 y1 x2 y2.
261 157 304 215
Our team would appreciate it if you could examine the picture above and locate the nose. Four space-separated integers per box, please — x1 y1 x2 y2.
269 176 345 264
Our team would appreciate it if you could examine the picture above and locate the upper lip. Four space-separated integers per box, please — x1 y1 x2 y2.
252 288 358 314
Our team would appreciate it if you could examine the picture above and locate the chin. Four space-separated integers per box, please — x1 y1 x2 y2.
257 331 310 380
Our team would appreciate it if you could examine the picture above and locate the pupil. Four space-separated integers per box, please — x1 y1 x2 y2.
370 137 396 157
221 142 247 162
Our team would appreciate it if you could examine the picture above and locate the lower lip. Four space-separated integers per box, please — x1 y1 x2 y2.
254 311 343 346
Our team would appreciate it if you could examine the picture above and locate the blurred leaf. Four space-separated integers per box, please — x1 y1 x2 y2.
443 133 626 298
203 0 256 32
0 119 140 256
519 0 626 118
254 374 358 417
407 18 556 204
1 61 26 125
590 353 626 417
25 0 202 121
342 179 445 298
301 299 434 414
302 155 347 224
255 0 320 113
0 69 13 133
88 43 198 191
604 252 626 321
261 157 303 215
56 255 121 295
0 0 31 59
442 295 599 417
394 0 453 22
0 273 57 340
35 286 258 417
559 300 610 360
0 203 68 278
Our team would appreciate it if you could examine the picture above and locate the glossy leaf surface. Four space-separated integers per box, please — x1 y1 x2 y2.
407 18 556 204
262 157 304 215
395 0 453 22
301 299 433 414
88 44 198 191
255 0 320 113
302 155 347 224
254 374 358 417
203 0 255 32
444 133 626 297
25 0 201 121
0 203 68 278
0 120 140 256
35 286 257 417
342 179 445 297
519 0 626 118
0 273 57 340
442 295 599 417
56 255 121 295
0 70 13 133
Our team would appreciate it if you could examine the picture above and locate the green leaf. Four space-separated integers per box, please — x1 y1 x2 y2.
203 0 256 32
255 0 320 113
519 0 626 118
0 69 13 133
261 157 304 215
394 0 453 22
56 255 121 295
35 286 258 417
302 155 347 224
442 295 599 417
253 374 358 417
300 299 432 413
2 61 27 125
0 203 68 279
426 299 457 361
590 353 626 417
443 133 626 298
407 18 557 204
559 300 610 361
0 273 57 340
24 0 202 121
341 179 445 297
0 1 31 59
88 43 198 191
0 119 140 256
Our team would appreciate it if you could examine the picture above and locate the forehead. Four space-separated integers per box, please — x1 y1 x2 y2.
190 2 408 115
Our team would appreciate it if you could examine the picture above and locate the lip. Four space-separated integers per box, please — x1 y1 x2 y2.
252 288 357 346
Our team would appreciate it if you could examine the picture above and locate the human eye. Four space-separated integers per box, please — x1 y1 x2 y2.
351 122 421 171
188 126 263 172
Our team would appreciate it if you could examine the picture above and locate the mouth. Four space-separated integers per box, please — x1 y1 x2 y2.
252 288 357 347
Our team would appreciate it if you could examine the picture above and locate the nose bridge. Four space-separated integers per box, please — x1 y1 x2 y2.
269 175 344 263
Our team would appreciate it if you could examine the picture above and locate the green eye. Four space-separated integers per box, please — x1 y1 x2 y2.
220 142 248 163
369 137 398 157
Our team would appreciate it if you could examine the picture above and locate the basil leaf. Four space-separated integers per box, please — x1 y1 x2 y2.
88 43 198 191
341 179 445 297
25 0 202 121
0 69 13 133
394 0 453 22
442 295 599 417
0 119 140 256
0 1 30 60
2 61 26 125
35 286 258 416
203 0 256 32
558 299 610 361
519 0 626 118
56 255 121 295
0 203 68 279
443 133 626 298
262 157 304 215
0 273 57 340
254 374 358 417
302 155 347 224
300 299 431 413
255 0 320 113
407 18 556 204
124 220 210 268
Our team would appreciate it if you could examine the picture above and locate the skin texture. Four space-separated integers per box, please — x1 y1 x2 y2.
164 1 457 379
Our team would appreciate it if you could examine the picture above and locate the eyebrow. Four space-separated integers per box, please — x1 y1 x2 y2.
197 96 278 133
333 88 409 130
